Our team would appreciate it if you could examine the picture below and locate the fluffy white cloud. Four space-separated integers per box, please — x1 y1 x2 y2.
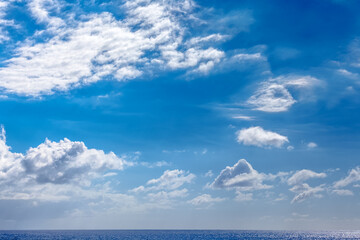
0 126 126 201
236 126 289 148
22 138 124 185
188 194 225 206
0 127 23 181
247 75 321 112
0 0 226 96
287 170 326 186
333 167 360 188
289 183 324 204
211 159 271 190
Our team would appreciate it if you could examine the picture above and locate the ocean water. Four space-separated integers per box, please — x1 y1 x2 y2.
0 230 359 240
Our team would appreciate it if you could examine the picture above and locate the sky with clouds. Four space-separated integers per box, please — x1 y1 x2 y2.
0 0 360 230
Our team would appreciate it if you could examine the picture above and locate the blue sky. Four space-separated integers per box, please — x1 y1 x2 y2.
0 0 360 230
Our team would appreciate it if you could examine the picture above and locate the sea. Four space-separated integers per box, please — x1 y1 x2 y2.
0 230 359 240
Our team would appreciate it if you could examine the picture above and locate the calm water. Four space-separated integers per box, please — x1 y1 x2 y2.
0 230 359 240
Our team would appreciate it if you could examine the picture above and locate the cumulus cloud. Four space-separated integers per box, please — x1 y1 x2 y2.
0 0 228 96
287 170 326 186
0 126 127 201
22 138 124 185
188 194 225 206
211 159 271 190
247 75 321 112
236 126 289 148
333 167 360 188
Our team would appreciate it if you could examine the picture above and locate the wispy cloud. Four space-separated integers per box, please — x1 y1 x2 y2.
131 169 195 192
188 194 225 206
247 75 322 112
287 170 326 186
333 167 360 188
289 183 325 204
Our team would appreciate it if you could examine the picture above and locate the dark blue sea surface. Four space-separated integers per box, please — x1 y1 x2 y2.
0 230 359 240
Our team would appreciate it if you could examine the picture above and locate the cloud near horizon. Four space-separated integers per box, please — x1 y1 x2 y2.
0 126 127 201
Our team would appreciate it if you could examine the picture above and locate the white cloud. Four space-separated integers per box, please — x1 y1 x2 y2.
0 0 226 96
28 0 65 29
287 169 327 204
232 115 254 121
0 126 127 202
132 169 195 192
336 69 359 79
280 75 321 89
307 142 318 148
236 126 289 148
332 189 354 196
333 167 360 188
204 170 213 178
186 33 230 46
130 169 195 209
139 161 170 168
247 75 321 112
0 127 23 181
22 138 125 185
247 83 296 112
231 52 265 62
0 0 17 43
188 194 225 206
289 183 324 204
287 170 326 186
287 145 294 151
211 159 271 190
